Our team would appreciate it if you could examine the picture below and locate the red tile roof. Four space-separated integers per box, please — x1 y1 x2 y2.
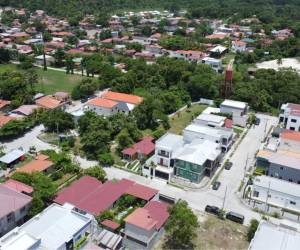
281 129 300 142
0 99 10 109
88 98 118 108
122 136 155 156
225 118 233 129
124 201 169 231
102 91 143 105
126 183 158 200
0 114 14 128
3 179 33 194
16 155 54 174
54 176 158 215
101 219 120 230
36 95 61 109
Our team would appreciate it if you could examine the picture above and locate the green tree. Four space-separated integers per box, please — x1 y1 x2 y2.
164 200 199 249
54 48 65 67
28 196 44 217
40 109 75 133
247 219 259 241
116 128 134 152
0 48 11 63
83 166 107 182
98 152 114 167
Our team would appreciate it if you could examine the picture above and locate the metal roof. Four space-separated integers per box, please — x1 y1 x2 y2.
0 149 25 164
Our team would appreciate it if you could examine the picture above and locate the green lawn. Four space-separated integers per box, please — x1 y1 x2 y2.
36 68 84 94
0 63 84 94
168 104 207 134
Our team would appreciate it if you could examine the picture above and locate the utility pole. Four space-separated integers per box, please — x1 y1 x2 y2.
222 185 228 210
264 181 271 213
41 32 47 71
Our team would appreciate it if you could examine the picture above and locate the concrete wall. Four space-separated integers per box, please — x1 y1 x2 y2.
286 115 300 131
0 203 30 236
86 104 116 116
124 223 156 246
252 185 300 212
268 163 300 184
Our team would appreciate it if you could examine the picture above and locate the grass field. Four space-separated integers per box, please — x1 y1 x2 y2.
168 104 207 134
0 63 83 94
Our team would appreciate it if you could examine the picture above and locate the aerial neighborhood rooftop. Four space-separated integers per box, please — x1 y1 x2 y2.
0 2 300 250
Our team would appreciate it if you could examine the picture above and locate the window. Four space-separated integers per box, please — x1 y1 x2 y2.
288 179 293 182
7 213 14 223
291 119 297 123
290 127 295 131
253 191 259 197
20 206 26 214
280 167 284 170
290 201 296 205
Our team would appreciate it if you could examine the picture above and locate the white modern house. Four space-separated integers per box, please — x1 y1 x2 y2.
279 103 300 131
193 113 226 128
183 123 233 152
150 133 184 180
0 203 96 250
85 98 119 116
202 57 223 73
251 175 300 214
220 99 249 127
248 221 300 250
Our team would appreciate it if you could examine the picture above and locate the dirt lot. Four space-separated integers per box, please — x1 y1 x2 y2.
154 214 249 250
256 58 300 74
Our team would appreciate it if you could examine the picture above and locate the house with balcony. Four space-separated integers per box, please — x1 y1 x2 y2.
279 103 300 131
202 57 223 73
173 139 222 183
149 133 184 180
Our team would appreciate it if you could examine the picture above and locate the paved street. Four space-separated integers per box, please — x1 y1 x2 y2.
5 114 298 226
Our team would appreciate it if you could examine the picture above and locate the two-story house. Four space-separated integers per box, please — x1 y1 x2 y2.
0 184 32 236
123 201 169 249
183 123 233 152
279 103 300 131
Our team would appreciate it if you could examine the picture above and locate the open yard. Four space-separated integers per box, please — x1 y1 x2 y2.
194 215 249 250
154 215 249 250
0 64 84 94
168 104 207 134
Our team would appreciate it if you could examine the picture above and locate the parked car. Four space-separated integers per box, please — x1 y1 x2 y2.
205 205 220 215
224 161 233 170
212 181 221 190
255 117 261 125
226 211 245 224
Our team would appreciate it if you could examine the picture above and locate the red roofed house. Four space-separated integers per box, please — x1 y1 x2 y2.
0 99 11 112
0 183 32 235
0 114 14 128
86 98 119 116
123 201 169 249
101 91 143 106
3 179 33 195
15 154 54 174
232 40 247 52
122 136 155 161
54 176 158 215
35 95 64 109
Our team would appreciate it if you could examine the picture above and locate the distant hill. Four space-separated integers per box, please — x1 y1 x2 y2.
1 0 300 22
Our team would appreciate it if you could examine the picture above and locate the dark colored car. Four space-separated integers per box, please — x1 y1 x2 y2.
255 117 261 125
205 205 220 215
212 181 221 190
226 211 245 224
224 161 233 170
